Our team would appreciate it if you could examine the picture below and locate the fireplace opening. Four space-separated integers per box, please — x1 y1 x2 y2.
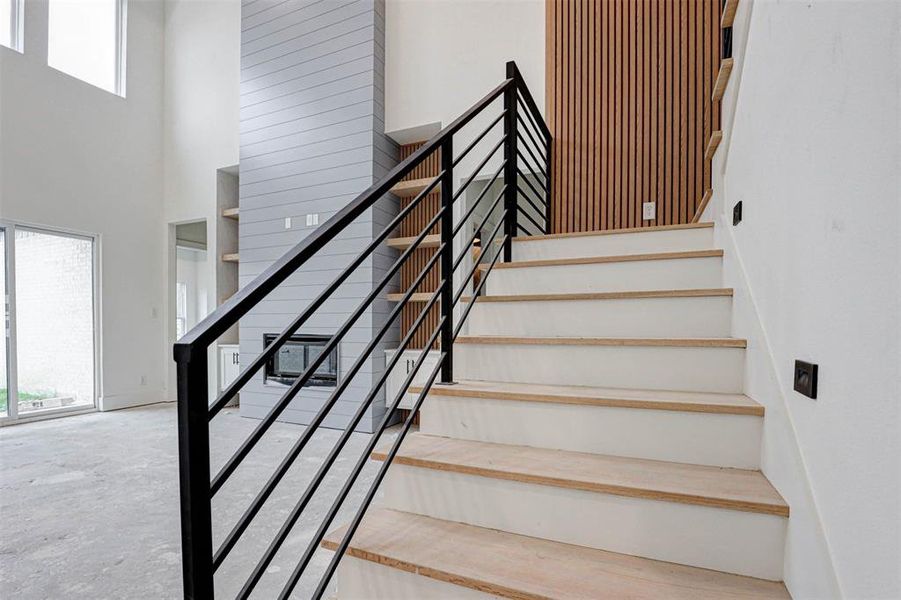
263 334 338 387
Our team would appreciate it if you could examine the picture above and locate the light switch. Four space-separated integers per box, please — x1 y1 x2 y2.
284 217 292 229
306 213 319 226
642 202 656 220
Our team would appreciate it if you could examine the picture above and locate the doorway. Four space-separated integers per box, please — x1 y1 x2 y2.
174 221 209 340
1 222 99 422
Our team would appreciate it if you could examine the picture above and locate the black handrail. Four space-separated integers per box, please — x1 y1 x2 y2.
174 60 552 599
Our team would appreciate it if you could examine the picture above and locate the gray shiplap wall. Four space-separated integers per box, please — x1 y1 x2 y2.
238 0 398 432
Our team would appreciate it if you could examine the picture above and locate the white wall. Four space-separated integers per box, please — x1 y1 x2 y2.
385 0 545 135
0 0 167 411
708 1 900 598
162 0 240 400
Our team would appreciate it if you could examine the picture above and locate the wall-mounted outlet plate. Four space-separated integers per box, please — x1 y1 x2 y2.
306 213 319 227
794 360 818 399
284 217 292 229
733 201 743 225
642 201 656 220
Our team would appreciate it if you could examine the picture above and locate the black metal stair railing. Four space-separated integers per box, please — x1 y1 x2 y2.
173 60 552 600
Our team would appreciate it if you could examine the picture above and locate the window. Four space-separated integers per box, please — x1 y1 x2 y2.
0 0 23 52
47 0 126 95
264 334 339 388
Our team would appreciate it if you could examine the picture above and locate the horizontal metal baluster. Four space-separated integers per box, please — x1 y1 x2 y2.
451 186 506 273
516 114 549 164
516 135 549 180
450 135 506 204
516 184 547 220
514 76 552 142
280 329 447 600
452 234 508 340
209 206 447 496
516 166 547 208
174 79 512 355
234 286 444 597
516 95 550 147
517 201 546 232
450 160 506 239
207 172 443 420
212 245 445 570
453 110 506 168
452 210 507 307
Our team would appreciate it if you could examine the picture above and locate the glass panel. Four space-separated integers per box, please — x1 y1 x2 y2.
47 0 121 94
14 229 95 414
0 228 7 417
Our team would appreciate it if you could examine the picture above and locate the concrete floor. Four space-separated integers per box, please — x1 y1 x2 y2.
0 403 391 599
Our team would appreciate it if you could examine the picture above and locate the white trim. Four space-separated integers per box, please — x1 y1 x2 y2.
115 0 127 97
714 213 844 597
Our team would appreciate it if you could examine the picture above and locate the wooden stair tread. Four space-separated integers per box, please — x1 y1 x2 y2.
221 207 239 220
221 253 239 263
323 509 790 599
386 292 433 302
692 189 713 223
373 434 788 516
411 379 763 416
480 249 724 271
465 288 734 303
513 221 713 243
705 130 724 161
456 335 747 348
721 0 739 28
713 58 735 101
390 177 436 198
385 233 440 250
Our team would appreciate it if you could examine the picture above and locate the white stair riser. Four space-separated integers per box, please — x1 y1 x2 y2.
420 396 761 469
466 296 732 338
456 343 744 393
513 227 714 261
337 557 493 599
485 256 722 295
379 467 786 581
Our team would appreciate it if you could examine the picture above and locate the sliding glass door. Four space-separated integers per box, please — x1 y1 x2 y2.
1 222 98 421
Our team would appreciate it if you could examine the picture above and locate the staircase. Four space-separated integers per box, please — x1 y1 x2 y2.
323 223 791 599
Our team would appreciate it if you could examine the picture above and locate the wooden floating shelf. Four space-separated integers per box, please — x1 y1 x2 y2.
386 234 441 250
390 177 436 198
692 190 713 223
222 207 239 220
712 58 734 102
705 131 723 161
721 0 739 28
386 292 433 302
221 253 239 263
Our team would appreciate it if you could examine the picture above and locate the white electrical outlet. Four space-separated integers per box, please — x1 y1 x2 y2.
284 217 292 229
642 202 656 220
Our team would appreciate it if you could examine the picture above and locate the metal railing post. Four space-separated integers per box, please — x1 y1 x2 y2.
503 61 519 262
439 138 455 384
175 347 214 599
544 136 553 234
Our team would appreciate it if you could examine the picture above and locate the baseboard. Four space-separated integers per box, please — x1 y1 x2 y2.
99 390 166 412
713 215 843 599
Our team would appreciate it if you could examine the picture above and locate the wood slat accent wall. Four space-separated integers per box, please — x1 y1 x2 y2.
546 0 721 233
397 142 441 350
